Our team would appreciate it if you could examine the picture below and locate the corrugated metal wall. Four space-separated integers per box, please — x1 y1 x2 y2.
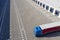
0 0 10 40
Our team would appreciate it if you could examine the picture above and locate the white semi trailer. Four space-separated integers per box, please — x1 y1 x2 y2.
33 22 60 37
33 0 60 18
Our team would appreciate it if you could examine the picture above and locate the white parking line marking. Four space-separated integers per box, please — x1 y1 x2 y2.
13 0 28 40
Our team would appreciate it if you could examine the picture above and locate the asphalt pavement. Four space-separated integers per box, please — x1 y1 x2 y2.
10 0 60 40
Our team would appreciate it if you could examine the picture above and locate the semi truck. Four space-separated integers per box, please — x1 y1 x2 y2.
33 22 60 37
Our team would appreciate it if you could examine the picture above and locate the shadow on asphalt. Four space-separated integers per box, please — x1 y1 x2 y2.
36 31 60 38
44 31 60 37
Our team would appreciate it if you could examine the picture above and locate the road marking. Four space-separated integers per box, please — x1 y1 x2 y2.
0 0 8 23
13 0 27 40
0 0 8 32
